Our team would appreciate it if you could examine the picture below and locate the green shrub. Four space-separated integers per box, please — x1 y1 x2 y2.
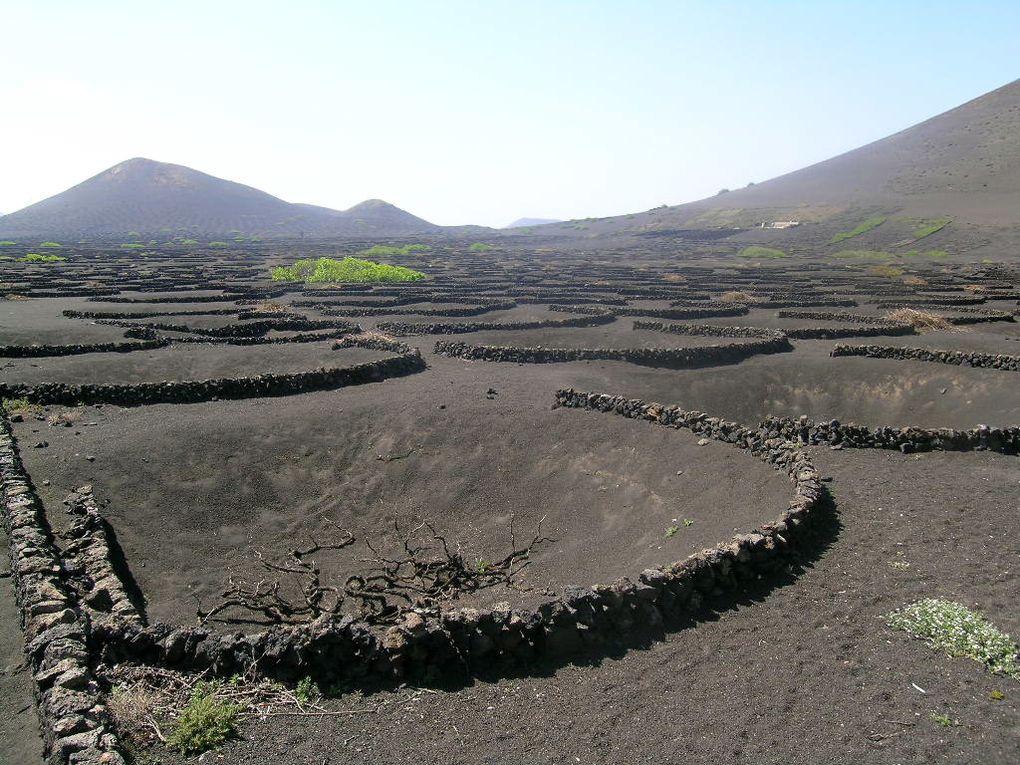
38 241 63 248
120 243 145 249
468 242 496 252
830 216 886 244
20 253 65 262
166 683 241 754
0 241 16 246
271 257 425 284
738 246 786 259
913 217 951 240
181 238 199 246
887 599 1020 679
208 241 230 248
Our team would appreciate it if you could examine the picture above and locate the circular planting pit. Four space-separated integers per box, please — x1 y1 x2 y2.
12 385 793 626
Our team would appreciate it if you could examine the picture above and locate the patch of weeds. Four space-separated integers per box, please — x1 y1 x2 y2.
3 397 42 415
119 243 146 249
0 241 17 246
913 217 951 240
683 518 694 527
738 246 786 259
867 264 904 278
930 712 955 727
990 689 1005 700
475 558 492 574
886 598 1020 680
665 525 680 538
830 216 887 244
208 241 231 248
360 244 431 257
468 242 496 252
181 238 199 245
38 241 63 248
166 682 241 755
295 676 320 705
20 253 66 262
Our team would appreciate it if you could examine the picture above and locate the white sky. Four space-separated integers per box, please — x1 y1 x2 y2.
1 1 1018 227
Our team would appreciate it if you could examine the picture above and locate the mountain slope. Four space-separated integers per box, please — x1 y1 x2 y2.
536 78 1020 241
0 158 440 239
504 217 562 229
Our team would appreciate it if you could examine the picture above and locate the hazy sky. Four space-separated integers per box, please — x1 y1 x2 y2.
2 1 1018 227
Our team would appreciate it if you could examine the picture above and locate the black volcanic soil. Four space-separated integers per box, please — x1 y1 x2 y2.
1 244 1018 765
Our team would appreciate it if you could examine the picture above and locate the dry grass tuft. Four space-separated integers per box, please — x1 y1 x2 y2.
662 274 687 283
902 275 928 286
885 308 961 333
47 407 83 427
962 284 989 293
719 291 757 303
254 300 287 313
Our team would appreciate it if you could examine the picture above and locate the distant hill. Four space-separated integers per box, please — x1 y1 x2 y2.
527 78 1020 248
503 217 562 229
0 158 441 240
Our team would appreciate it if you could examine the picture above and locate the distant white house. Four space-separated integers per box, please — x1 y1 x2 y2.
760 220 801 229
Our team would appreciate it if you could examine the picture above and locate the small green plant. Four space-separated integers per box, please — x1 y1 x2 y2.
295 676 319 705
830 216 887 244
3 397 43 415
181 238 199 245
683 518 694 527
475 558 492 574
913 217 951 240
208 241 230 248
469 242 496 252
665 525 680 538
120 243 145 249
38 241 63 248
0 241 17 246
931 713 954 727
990 689 1005 700
20 253 66 262
166 682 241 754
738 246 786 259
886 598 1020 680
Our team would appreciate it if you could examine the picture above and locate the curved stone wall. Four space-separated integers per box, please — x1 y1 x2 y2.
831 343 1020 371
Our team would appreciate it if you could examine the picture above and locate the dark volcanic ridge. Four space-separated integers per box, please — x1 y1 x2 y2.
0 158 444 240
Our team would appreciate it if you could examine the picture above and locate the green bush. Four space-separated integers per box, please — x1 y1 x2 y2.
20 253 65 262
181 238 199 245
887 599 1020 679
38 241 63 248
0 241 16 246
166 683 242 754
271 257 425 284
913 217 951 240
830 216 886 244
120 243 145 249
738 246 786 259
469 242 496 252
208 241 230 248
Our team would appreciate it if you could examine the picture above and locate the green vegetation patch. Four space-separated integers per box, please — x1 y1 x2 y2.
359 243 431 257
20 253 66 262
738 246 786 259
208 241 231 248
913 217 951 240
38 241 63 248
0 241 17 246
469 242 496 252
830 216 887 244
120 243 145 249
166 682 241 754
887 599 1020 680
271 257 425 284
3 397 43 415
867 264 905 278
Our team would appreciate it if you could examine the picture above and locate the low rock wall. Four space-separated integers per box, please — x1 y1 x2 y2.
831 343 1020 371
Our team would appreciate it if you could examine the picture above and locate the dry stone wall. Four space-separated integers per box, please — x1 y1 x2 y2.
831 343 1020 371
